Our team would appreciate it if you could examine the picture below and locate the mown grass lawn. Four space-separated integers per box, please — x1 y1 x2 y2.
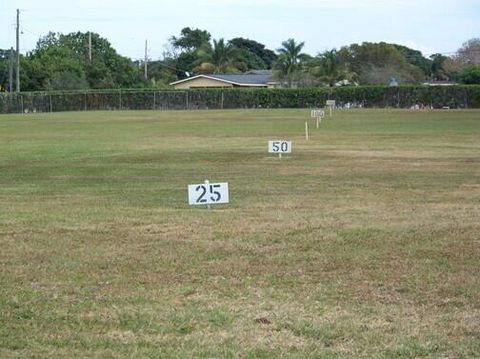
0 109 479 358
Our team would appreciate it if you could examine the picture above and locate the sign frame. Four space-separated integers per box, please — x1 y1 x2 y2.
188 181 229 207
268 140 292 158
310 109 325 118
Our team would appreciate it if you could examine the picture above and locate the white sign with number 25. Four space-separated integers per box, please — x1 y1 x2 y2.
188 182 229 205
268 140 292 154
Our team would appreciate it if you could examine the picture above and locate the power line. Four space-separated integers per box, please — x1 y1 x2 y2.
132 57 190 75
19 25 42 38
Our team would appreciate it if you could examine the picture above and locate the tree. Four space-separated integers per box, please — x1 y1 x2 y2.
430 53 449 80
236 49 267 70
308 49 356 86
166 28 213 79
0 49 12 91
455 38 480 65
340 42 424 85
173 51 198 78
228 38 277 69
195 38 242 74
393 44 432 77
24 33 87 91
459 66 480 84
24 31 142 90
170 27 211 52
46 71 89 90
60 32 140 88
273 39 310 87
441 58 464 82
147 59 180 87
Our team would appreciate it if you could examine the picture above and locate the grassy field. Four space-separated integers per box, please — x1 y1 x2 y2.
0 108 479 358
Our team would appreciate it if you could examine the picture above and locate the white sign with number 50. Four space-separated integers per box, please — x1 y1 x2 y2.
268 140 292 154
188 182 229 205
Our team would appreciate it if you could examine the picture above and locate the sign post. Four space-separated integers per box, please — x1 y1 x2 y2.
326 100 336 117
204 179 211 210
311 109 325 128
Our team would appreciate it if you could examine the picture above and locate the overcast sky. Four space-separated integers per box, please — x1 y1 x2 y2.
1 0 479 60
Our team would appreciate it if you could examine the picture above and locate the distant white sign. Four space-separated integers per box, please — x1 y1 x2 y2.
188 182 229 205
310 109 325 118
326 100 336 107
268 140 292 154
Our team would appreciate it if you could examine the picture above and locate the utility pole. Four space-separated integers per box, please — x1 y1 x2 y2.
144 39 148 80
8 47 14 93
16 9 20 92
88 32 92 62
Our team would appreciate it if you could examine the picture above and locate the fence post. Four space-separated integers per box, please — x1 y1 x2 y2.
119 89 122 110
84 91 87 111
185 91 189 110
20 94 24 114
153 91 156 110
221 91 224 109
49 94 52 112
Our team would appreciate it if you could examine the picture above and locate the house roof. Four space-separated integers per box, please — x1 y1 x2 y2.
245 69 273 75
170 72 274 87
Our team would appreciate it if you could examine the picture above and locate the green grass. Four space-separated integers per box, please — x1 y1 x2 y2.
1 108 479 358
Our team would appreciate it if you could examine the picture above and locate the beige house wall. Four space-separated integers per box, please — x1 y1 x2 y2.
173 77 234 89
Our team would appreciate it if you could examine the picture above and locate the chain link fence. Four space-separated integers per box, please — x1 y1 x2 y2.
0 90 191 114
0 90 241 114
1 86 479 114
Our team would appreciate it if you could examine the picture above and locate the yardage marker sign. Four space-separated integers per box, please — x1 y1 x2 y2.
188 182 229 205
310 109 325 118
268 140 292 155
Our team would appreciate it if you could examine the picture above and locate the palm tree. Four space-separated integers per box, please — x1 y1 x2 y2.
273 38 310 87
309 49 342 86
195 38 241 74
309 49 357 86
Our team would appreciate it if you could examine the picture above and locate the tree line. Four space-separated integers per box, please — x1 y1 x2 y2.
0 27 479 92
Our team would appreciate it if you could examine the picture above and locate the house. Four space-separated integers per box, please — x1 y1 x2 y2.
170 70 279 89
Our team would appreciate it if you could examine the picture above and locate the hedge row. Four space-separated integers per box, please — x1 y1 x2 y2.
219 86 480 109
1 85 479 114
